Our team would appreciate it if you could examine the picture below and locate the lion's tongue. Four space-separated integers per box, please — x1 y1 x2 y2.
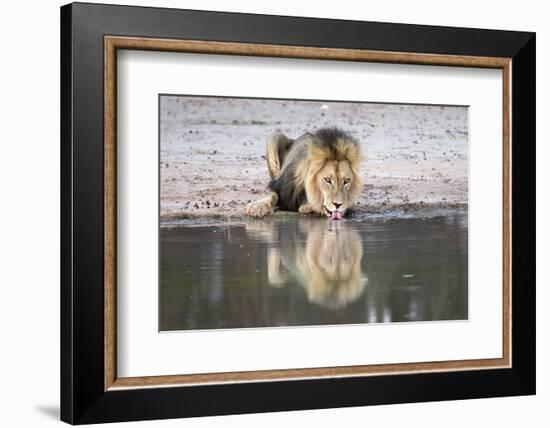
331 210 342 220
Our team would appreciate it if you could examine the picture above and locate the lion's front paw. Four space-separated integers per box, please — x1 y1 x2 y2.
244 200 274 218
298 203 314 214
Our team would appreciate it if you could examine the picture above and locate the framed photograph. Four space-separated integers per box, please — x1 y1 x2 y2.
61 2 535 424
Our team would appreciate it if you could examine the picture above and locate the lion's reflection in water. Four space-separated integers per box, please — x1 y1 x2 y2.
159 214 468 331
247 218 367 310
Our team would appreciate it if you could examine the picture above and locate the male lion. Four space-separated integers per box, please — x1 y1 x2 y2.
244 127 362 220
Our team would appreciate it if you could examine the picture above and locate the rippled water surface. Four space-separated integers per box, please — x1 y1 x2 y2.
160 215 468 331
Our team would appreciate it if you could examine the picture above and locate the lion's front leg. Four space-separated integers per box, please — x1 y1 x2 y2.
244 192 278 218
267 247 289 287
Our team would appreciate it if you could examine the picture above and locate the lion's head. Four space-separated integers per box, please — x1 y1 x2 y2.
299 128 362 220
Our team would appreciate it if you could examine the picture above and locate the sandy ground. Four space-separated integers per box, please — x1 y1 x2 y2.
160 96 468 220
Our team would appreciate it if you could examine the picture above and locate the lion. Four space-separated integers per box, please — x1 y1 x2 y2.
244 127 362 220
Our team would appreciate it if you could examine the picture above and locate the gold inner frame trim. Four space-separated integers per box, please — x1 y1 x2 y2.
104 35 512 391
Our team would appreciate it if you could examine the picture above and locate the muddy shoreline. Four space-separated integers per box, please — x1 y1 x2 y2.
161 203 468 228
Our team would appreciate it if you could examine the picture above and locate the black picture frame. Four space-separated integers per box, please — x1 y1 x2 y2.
61 2 535 424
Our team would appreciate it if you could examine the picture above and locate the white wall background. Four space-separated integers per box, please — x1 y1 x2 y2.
0 1 545 427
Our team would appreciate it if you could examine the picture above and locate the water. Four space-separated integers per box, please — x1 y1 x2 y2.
160 214 468 331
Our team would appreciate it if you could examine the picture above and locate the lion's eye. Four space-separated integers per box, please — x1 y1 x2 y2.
323 177 332 185
343 178 351 185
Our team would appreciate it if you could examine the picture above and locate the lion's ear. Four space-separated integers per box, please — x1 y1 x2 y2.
342 141 362 165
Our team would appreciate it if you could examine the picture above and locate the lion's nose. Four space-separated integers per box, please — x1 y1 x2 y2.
333 202 342 209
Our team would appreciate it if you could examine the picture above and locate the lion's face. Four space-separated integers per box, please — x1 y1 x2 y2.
316 159 357 220
303 137 362 219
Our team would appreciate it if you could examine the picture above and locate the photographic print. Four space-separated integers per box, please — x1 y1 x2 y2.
159 95 468 331
62 7 534 421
